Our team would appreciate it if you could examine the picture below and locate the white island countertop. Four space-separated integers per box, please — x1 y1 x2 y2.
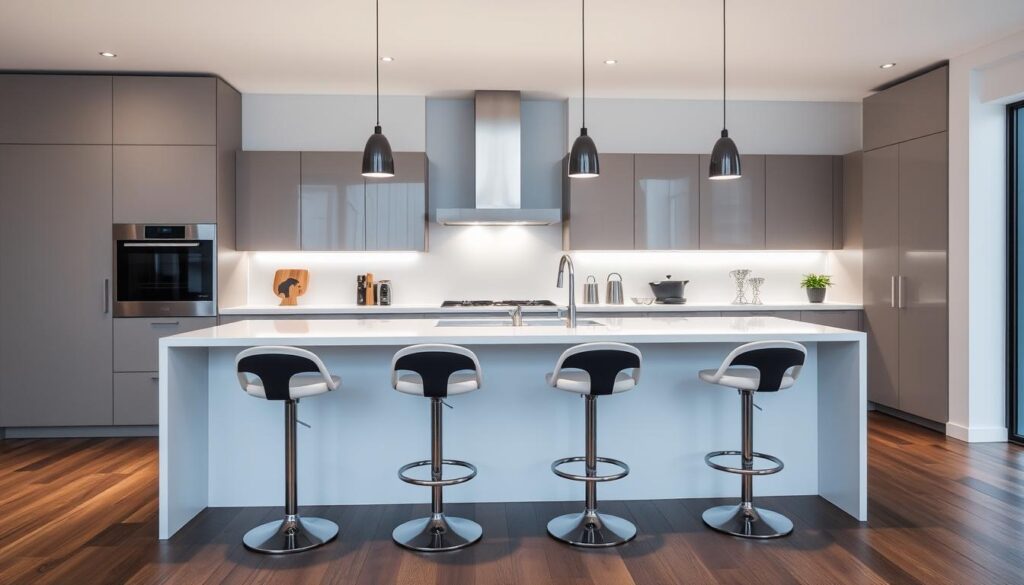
217 301 863 316
165 315 864 348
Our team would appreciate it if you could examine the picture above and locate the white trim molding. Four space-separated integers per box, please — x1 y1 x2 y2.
945 421 1008 443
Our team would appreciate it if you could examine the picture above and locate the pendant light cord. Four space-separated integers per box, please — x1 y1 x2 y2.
722 0 726 131
376 0 381 126
581 0 586 128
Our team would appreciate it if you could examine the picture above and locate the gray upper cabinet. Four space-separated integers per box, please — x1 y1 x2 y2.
765 155 834 249
0 145 113 427
863 66 947 151
366 152 427 251
699 154 766 250
113 145 217 223
0 75 112 144
302 152 366 251
564 153 635 250
634 154 700 250
113 76 217 145
236 151 301 251
896 132 948 423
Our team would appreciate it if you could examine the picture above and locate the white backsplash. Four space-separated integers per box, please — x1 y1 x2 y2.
239 224 854 307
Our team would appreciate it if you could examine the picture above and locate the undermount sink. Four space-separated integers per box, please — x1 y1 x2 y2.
434 317 605 328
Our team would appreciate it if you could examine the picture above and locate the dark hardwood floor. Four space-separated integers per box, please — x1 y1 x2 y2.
1 413 1023 585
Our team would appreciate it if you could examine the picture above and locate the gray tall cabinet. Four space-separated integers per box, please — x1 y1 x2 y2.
0 74 239 429
861 65 949 424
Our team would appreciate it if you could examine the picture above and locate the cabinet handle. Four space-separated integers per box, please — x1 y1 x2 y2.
890 276 896 308
150 376 160 381
897 275 906 309
103 279 110 314
150 321 181 326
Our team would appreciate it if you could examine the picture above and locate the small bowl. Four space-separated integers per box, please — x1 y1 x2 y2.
631 297 655 305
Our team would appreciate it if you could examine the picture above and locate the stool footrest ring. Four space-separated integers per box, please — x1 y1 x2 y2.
704 451 784 475
398 459 477 486
551 456 630 482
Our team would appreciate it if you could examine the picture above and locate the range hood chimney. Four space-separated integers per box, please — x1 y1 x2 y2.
436 91 562 226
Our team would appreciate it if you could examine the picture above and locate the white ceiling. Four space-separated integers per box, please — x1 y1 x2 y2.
3 0 1024 101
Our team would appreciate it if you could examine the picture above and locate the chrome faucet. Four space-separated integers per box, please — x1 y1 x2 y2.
509 305 523 327
556 254 577 328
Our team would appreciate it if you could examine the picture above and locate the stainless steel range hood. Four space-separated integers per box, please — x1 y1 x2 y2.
436 91 562 226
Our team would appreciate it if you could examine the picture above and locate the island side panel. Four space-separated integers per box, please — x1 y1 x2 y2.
159 344 210 539
817 338 868 520
203 343 820 508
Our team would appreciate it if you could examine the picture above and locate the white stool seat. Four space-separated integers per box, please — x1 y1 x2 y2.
546 370 637 395
395 372 479 396
698 367 797 392
241 373 342 400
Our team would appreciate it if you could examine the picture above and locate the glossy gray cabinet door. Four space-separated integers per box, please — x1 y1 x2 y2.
365 152 427 251
0 75 112 144
800 310 861 331
113 145 217 223
113 76 216 145
765 155 834 249
114 373 159 426
863 66 947 151
726 310 802 320
0 145 113 427
634 154 699 250
564 154 634 250
862 144 900 409
301 152 366 251
897 132 948 423
236 151 301 251
114 317 217 372
699 154 766 250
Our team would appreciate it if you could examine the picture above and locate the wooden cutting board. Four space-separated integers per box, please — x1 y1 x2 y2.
273 269 309 306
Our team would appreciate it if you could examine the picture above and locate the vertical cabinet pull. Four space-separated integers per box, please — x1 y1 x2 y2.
897 275 906 309
890 276 896 308
103 278 110 314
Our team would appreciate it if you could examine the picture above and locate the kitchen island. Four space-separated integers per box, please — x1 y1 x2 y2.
159 315 866 539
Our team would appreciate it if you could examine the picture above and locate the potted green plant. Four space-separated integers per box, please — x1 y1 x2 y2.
800 274 833 303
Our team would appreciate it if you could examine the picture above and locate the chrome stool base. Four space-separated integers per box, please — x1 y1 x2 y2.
702 503 793 539
392 513 482 552
242 514 339 554
547 509 637 547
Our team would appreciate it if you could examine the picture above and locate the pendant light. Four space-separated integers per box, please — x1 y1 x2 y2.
362 0 395 178
568 0 600 178
709 0 741 180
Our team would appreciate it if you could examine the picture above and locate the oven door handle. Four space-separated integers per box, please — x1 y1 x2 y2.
121 242 201 248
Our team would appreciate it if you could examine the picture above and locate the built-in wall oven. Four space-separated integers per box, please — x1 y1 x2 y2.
113 224 216 317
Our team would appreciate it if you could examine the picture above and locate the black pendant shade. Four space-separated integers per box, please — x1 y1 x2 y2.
708 0 741 180
568 127 600 178
709 129 741 180
362 125 394 178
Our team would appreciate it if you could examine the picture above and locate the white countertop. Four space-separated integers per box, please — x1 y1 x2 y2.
218 301 862 316
163 315 864 348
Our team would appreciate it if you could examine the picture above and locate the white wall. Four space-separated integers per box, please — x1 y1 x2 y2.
238 94 861 308
567 98 862 155
948 30 1024 442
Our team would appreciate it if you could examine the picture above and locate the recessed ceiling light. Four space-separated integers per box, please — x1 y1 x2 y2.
380 56 394 62
604 59 617 65
880 62 896 69
99 51 117 58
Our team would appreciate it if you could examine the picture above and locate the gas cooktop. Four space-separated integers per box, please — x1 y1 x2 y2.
441 300 557 308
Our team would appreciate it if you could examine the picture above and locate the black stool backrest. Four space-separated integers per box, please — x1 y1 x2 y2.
561 349 641 396
394 351 477 398
731 347 805 392
238 353 320 401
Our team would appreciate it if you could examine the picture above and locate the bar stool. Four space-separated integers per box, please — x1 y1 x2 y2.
698 340 806 539
390 344 483 552
545 342 642 547
235 346 342 554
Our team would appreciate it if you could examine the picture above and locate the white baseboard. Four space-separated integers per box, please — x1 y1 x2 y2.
945 421 1008 443
1 426 157 439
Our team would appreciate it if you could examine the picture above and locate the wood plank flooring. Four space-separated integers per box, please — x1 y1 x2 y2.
1 412 1023 585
